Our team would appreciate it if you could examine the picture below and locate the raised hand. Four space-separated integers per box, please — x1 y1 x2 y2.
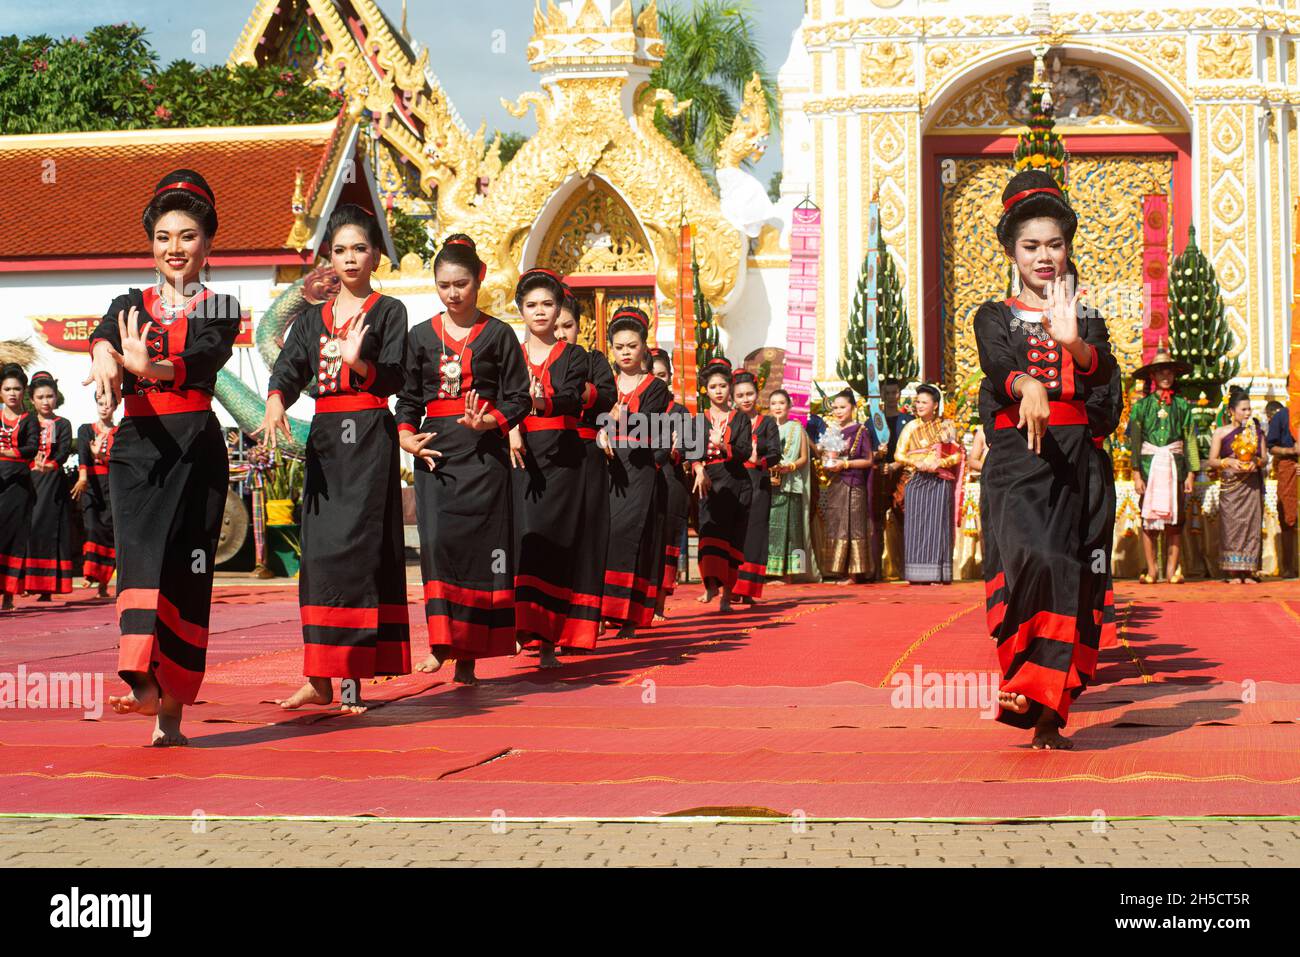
1041 276 1082 347
117 306 154 377
339 320 371 368
83 320 127 407
457 390 498 432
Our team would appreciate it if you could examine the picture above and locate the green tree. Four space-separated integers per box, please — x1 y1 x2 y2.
494 131 527 165
1168 225 1238 396
876 240 917 386
387 207 436 266
836 252 874 396
0 24 336 135
649 0 777 174
693 251 722 403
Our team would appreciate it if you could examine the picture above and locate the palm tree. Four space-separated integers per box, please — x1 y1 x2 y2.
649 0 778 175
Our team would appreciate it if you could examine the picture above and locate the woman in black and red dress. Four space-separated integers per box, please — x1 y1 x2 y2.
649 348 691 618
24 372 75 600
601 309 671 640
0 365 39 612
977 169 1118 750
259 205 411 713
396 235 531 686
71 389 118 598
509 268 593 666
731 370 781 604
554 293 616 652
87 168 241 746
692 358 752 612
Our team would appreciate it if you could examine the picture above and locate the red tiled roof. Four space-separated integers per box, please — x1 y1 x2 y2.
0 121 341 262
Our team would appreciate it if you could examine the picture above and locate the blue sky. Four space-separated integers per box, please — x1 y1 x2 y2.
1 1 801 183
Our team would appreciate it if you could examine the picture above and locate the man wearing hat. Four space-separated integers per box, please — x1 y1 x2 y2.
1129 343 1200 583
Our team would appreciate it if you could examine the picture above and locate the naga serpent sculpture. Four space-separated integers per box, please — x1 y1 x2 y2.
213 264 341 458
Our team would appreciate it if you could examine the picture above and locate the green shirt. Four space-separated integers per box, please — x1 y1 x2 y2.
1129 393 1200 480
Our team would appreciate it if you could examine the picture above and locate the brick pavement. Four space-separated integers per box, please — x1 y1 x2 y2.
0 818 1296 867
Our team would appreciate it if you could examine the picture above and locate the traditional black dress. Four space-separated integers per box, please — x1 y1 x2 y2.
0 411 39 595
76 421 117 585
659 401 693 597
734 412 782 599
91 286 239 705
24 416 75 595
512 339 593 648
268 292 411 679
695 409 754 593
976 298 1118 730
573 349 617 632
396 313 530 660
601 375 671 628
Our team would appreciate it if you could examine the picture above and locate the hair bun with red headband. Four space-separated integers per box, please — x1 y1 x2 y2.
436 233 487 283
144 168 219 238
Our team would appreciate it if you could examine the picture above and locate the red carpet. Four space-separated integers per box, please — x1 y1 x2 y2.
0 581 1297 820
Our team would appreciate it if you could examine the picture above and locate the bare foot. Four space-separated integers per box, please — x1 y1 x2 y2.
615 623 637 640
696 587 718 605
1031 726 1073 750
276 677 333 710
82 578 95 590
769 580 787 588
337 678 369 715
151 695 188 747
453 660 478 686
1 594 12 611
719 592 734 613
836 578 855 587
414 653 444 674
998 690 1029 714
1243 577 1259 585
36 593 51 603
1227 578 1241 586
96 582 110 599
653 613 668 623
110 674 161 717
539 646 562 669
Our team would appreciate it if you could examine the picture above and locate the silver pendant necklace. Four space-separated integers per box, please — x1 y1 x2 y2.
439 312 477 399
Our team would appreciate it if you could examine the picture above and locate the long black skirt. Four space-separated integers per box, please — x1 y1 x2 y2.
415 413 516 660
113 411 227 705
602 448 664 628
660 464 690 596
80 470 116 584
0 462 34 595
299 407 410 678
698 465 751 592
514 425 597 648
734 467 772 599
24 468 75 595
572 437 610 632
982 424 1115 730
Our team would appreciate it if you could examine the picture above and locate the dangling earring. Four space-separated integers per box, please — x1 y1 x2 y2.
373 274 384 293
204 261 211 283
154 267 162 290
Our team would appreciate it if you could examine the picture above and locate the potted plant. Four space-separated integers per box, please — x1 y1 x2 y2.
263 452 304 577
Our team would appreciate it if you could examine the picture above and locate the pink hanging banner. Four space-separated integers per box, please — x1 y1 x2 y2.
786 201 822 422
1142 194 1170 362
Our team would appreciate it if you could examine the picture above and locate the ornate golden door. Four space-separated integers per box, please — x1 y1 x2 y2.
536 178 659 355
938 153 1175 393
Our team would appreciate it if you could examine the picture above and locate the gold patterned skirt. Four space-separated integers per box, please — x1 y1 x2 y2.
820 478 872 578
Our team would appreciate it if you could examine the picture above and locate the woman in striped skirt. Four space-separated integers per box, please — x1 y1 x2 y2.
896 384 962 585
89 168 241 746
731 371 781 603
649 348 691 619
693 358 752 611
396 235 531 686
260 205 411 713
71 389 118 598
601 309 671 639
554 294 616 651
0 365 39 612
24 373 75 600
509 268 593 665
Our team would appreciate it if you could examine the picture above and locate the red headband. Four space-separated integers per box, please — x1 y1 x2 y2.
611 309 648 329
522 267 564 284
444 238 486 282
155 181 215 206
1003 185 1063 212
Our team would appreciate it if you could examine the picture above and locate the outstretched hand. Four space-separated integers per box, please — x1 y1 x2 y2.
1041 276 1083 347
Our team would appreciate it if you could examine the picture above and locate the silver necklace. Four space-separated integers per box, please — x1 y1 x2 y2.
156 283 204 321
439 311 478 398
